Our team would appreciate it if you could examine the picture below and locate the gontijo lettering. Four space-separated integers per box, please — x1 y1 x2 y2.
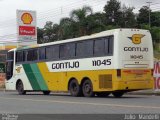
52 61 79 69
124 47 148 52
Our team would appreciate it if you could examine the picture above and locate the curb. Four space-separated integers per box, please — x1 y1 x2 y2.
127 92 160 96
127 90 160 96
1 89 160 96
0 88 5 91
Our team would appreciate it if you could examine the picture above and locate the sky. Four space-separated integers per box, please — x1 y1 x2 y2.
0 0 160 42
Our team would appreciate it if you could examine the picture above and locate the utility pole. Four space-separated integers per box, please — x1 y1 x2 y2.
146 2 152 29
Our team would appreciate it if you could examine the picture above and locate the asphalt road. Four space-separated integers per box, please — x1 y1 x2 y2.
0 91 160 114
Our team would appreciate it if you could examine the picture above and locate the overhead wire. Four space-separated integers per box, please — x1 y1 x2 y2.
0 0 159 42
0 0 104 35
0 0 106 41
0 0 104 26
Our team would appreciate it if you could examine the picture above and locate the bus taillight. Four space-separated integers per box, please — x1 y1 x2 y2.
117 69 121 77
151 69 154 76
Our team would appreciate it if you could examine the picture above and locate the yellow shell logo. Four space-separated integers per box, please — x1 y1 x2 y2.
128 34 145 44
16 67 22 73
21 13 33 24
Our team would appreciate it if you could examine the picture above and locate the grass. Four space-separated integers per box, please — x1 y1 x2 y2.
0 83 5 89
154 51 160 60
154 43 160 60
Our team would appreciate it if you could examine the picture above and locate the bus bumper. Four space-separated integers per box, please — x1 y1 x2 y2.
113 79 154 91
5 81 16 90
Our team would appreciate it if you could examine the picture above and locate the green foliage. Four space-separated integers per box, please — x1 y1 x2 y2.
121 6 136 28
37 27 44 44
105 25 120 30
85 12 106 34
70 6 93 36
37 0 160 55
150 26 160 44
151 12 160 27
0 84 5 89
103 0 122 26
59 17 77 39
137 6 150 25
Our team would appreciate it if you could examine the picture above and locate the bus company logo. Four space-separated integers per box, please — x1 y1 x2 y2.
21 13 33 24
128 34 145 44
16 67 22 73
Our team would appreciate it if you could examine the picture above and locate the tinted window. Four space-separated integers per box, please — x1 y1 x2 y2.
7 51 14 60
27 49 38 61
16 51 26 62
108 36 114 55
6 61 13 80
94 36 114 56
94 38 105 56
76 40 93 58
39 47 46 60
46 45 59 60
60 43 75 59
46 46 53 60
0 54 6 62
52 45 59 60
104 36 114 55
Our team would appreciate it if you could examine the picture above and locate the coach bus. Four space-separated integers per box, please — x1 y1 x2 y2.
5 29 154 97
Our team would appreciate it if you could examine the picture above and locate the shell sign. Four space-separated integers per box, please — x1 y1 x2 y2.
17 10 37 42
21 13 33 24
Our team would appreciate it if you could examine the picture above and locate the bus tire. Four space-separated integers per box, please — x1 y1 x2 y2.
43 91 50 95
82 79 95 97
69 79 82 97
17 81 26 95
112 91 124 98
96 92 110 97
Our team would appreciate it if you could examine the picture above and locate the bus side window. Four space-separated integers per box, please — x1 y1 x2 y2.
27 49 38 61
46 45 59 60
23 51 26 62
52 45 59 60
7 52 14 60
108 36 114 55
105 36 114 56
16 51 24 63
94 38 105 57
60 43 75 59
39 47 46 60
76 40 93 58
46 46 53 60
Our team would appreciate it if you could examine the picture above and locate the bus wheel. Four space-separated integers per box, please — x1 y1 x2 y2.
69 79 82 97
82 79 95 97
17 81 26 95
112 91 124 98
96 92 110 97
43 91 50 95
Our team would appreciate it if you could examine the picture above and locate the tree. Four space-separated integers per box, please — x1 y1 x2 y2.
52 23 59 41
137 6 150 26
37 27 44 44
103 0 122 26
151 12 160 27
85 12 106 34
150 26 160 44
70 6 93 36
43 21 59 42
43 21 54 42
59 17 77 40
121 5 136 28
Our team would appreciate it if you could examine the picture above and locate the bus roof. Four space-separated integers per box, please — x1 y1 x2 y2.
14 28 149 51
